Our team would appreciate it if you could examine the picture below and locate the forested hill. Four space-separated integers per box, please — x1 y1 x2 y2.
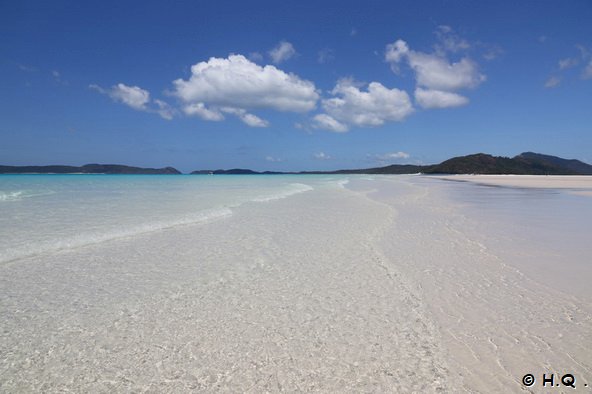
190 152 592 175
423 152 592 175
0 164 181 174
3 153 591 175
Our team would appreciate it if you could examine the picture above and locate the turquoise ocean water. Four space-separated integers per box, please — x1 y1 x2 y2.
0 174 349 264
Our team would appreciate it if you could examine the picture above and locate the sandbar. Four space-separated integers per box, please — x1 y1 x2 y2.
432 174 592 191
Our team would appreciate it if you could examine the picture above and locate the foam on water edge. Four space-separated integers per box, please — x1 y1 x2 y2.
0 191 24 201
251 183 314 202
0 207 234 264
334 179 350 188
0 189 55 201
0 179 317 264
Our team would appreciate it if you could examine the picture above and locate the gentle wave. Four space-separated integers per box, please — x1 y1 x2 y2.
0 207 233 264
335 179 350 188
1 179 317 264
250 183 314 202
0 191 24 201
0 190 55 202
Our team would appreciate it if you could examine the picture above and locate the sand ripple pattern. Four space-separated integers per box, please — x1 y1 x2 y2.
367 176 592 393
0 186 448 392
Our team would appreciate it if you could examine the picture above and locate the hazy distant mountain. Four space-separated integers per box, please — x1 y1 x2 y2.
190 169 260 175
300 164 429 175
0 164 181 174
190 165 429 175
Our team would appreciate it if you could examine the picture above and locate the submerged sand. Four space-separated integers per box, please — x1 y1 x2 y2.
1 176 591 392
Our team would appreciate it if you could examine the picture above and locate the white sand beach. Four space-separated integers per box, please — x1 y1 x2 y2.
1 175 591 392
434 174 592 191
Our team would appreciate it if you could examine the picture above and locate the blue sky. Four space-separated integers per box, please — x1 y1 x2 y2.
1 0 591 172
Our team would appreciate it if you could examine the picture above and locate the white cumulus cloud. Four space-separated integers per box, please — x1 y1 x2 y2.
90 83 173 119
183 102 224 121
483 45 503 61
546 45 592 86
220 107 269 127
314 79 413 131
385 39 410 62
372 151 411 163
312 114 348 132
248 52 264 62
109 83 150 110
173 55 318 121
386 39 485 91
313 152 331 160
380 151 410 159
544 76 561 88
410 52 484 91
559 57 579 70
269 41 296 64
241 113 269 128
414 88 469 109
154 99 175 120
434 25 470 54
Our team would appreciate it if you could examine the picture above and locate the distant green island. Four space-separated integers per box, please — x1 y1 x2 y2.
0 164 181 175
191 152 592 176
2 152 592 175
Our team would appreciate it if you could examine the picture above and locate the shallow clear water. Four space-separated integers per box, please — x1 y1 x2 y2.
0 174 349 263
1 174 591 392
416 176 592 298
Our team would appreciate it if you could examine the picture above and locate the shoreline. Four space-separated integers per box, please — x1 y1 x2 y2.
1 181 450 391
1 175 591 392
355 175 592 391
431 174 592 190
